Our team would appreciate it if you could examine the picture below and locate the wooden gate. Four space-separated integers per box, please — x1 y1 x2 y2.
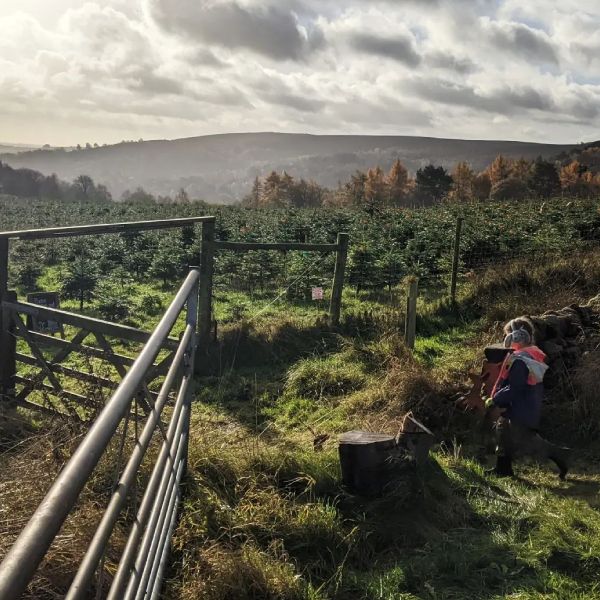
3 295 178 418
0 217 215 412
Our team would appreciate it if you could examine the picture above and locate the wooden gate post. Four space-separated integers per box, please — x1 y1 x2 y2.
405 277 418 349
0 239 16 401
195 218 216 373
450 217 463 304
329 233 349 327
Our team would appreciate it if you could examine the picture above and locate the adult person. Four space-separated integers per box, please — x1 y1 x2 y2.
486 318 570 479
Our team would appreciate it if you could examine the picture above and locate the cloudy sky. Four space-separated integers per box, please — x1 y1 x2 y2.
1 0 599 146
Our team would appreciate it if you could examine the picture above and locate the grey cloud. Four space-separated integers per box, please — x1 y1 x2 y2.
488 21 558 64
409 77 555 115
191 48 227 67
495 87 554 111
332 94 433 128
410 78 482 109
148 0 324 61
570 41 600 69
350 32 421 67
281 0 439 15
253 75 325 112
262 91 325 113
127 71 185 96
566 94 600 120
426 51 478 73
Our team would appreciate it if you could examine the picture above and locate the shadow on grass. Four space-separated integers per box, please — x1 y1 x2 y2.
172 443 552 600
330 459 545 599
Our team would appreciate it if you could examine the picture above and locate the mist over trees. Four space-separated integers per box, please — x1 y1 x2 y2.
4 147 600 210
0 161 111 202
242 150 600 210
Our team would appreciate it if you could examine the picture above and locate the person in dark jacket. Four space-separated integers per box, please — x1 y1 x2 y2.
486 319 570 479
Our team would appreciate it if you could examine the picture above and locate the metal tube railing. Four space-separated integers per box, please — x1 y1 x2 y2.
149 465 185 600
106 364 193 600
130 411 190 600
65 324 195 599
144 460 185 598
0 268 200 600
133 353 194 600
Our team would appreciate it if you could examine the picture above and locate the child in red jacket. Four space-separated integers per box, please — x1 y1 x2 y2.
487 319 570 479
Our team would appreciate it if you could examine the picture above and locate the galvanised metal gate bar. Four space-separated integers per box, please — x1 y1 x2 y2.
0 267 200 600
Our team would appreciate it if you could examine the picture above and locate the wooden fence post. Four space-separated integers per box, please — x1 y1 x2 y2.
450 217 463 304
405 277 418 349
0 239 16 401
329 233 349 327
195 218 215 374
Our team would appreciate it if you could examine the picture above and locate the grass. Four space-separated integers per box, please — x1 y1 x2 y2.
161 249 600 599
3 248 600 598
163 405 600 600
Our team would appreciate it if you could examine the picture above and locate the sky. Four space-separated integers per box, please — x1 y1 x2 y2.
1 0 600 146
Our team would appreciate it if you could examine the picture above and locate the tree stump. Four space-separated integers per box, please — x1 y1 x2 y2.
339 421 435 495
339 431 398 495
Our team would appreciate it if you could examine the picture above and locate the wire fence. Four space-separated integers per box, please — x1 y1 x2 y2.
3 197 600 336
406 198 600 303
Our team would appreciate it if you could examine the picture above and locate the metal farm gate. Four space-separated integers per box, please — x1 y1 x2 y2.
0 216 350 599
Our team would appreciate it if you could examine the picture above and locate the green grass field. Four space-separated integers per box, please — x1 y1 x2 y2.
2 198 600 599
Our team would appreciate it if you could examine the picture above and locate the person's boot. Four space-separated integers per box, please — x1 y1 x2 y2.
486 455 514 477
549 448 571 481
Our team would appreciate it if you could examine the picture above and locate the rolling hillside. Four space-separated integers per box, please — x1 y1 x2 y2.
1 133 577 203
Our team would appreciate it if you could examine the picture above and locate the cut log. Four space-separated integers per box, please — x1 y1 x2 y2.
339 422 435 495
338 431 397 495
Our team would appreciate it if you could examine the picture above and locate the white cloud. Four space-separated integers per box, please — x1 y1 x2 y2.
0 0 599 145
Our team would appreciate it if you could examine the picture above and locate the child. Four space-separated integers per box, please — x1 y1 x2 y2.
487 319 570 479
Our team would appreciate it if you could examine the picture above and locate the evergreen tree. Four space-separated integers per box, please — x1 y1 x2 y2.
490 177 529 201
473 172 492 201
150 234 186 286
346 170 367 206
415 164 452 203
261 171 283 207
530 158 560 198
62 255 98 310
243 176 262 207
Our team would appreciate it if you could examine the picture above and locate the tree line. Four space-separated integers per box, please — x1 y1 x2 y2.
0 160 201 205
0 161 112 202
4 147 600 209
242 149 600 210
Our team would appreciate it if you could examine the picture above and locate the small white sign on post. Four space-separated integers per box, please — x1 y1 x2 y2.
311 287 324 301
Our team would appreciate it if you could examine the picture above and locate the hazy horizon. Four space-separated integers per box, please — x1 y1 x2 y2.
1 1 600 147
0 130 591 151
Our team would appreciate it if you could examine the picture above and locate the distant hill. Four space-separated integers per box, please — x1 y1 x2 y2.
0 143 40 154
0 133 577 204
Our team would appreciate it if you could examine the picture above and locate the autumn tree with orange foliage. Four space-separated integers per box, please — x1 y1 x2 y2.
487 155 514 186
511 158 533 180
386 159 410 205
364 166 387 214
449 161 475 202
559 161 583 195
